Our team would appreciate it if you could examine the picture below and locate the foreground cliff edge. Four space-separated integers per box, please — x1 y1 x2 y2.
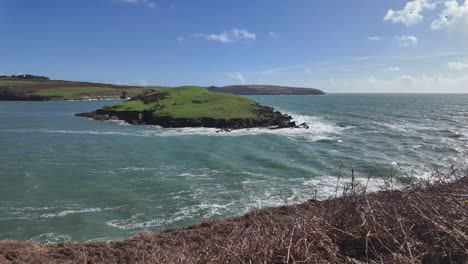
76 86 308 129
1 171 466 263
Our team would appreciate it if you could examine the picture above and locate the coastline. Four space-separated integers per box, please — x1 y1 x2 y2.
1 173 466 263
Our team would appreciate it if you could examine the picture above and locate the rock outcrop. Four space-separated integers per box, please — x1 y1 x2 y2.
76 86 307 130
76 106 298 130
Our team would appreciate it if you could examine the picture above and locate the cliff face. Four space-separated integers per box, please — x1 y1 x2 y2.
76 87 304 130
207 85 326 95
77 107 298 129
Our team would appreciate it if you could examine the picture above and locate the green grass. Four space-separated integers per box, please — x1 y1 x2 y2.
0 80 43 87
34 87 116 98
104 86 261 119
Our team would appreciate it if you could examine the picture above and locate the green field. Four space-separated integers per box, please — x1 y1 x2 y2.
105 86 261 119
34 87 116 98
0 80 43 87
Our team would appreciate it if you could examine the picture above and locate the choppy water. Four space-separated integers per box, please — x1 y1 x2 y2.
0 94 467 242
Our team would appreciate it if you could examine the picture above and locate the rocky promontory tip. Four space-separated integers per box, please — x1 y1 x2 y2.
76 86 306 130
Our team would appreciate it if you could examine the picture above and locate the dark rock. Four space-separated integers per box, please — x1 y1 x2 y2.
297 122 310 129
75 105 300 130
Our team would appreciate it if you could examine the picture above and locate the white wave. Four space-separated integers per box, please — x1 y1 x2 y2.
0 129 137 137
0 111 346 142
197 202 235 219
106 217 166 230
151 112 348 142
105 209 200 230
119 167 159 172
39 207 119 218
32 233 71 244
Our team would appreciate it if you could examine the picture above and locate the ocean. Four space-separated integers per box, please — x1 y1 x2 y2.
0 94 467 242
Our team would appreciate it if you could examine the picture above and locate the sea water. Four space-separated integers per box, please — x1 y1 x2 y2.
0 94 467 242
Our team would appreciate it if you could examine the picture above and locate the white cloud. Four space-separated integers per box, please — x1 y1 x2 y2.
135 80 150 86
228 72 246 84
326 73 468 93
115 0 157 8
194 29 256 43
262 66 291 75
268 32 280 39
448 61 468 70
384 0 437 26
431 0 468 33
368 36 383 41
395 35 418 47
176 35 185 43
383 66 401 72
352 56 377 61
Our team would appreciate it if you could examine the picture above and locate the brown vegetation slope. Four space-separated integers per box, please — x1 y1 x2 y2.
0 77 160 100
0 172 467 263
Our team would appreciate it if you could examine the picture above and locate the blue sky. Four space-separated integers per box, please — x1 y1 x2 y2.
1 0 468 92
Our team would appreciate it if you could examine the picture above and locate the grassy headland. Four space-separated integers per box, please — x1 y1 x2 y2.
76 86 300 129
104 86 260 119
0 169 466 263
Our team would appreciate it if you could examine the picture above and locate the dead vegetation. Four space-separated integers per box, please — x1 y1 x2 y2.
0 166 467 263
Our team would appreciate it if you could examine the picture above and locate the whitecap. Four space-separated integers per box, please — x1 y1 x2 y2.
32 233 72 244
0 111 345 142
39 206 122 219
40 207 103 218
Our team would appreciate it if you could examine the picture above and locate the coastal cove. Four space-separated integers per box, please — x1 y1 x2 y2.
0 93 467 243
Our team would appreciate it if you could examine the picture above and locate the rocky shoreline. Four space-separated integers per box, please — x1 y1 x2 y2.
76 106 308 130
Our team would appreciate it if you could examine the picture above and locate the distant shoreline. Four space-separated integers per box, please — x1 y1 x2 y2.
0 76 325 101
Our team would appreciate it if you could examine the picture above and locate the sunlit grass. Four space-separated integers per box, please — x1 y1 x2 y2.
105 86 261 119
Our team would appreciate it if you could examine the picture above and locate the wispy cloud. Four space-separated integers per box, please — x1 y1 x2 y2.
268 32 280 39
114 0 157 9
448 61 468 70
194 29 256 43
262 66 292 75
352 56 378 61
395 35 418 47
260 64 308 75
228 72 246 84
368 36 383 41
135 80 150 86
384 0 437 26
176 35 185 43
383 66 401 72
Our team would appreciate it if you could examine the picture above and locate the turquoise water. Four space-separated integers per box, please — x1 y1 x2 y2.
0 94 467 242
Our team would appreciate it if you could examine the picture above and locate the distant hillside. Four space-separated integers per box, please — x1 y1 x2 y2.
0 76 162 101
207 85 325 95
0 75 326 101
